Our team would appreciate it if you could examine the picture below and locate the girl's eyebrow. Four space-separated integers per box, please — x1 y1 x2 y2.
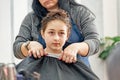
59 30 66 32
48 29 55 31
48 29 65 31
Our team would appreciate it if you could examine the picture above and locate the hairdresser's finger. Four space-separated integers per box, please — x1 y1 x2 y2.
39 48 44 56
32 50 37 58
36 50 41 58
65 57 70 63
72 57 77 63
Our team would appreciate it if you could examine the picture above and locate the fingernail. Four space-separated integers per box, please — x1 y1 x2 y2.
58 58 61 60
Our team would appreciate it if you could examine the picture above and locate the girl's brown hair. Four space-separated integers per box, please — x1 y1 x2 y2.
40 9 71 34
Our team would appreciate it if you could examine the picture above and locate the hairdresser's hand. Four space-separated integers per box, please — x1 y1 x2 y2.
59 43 79 63
27 41 47 58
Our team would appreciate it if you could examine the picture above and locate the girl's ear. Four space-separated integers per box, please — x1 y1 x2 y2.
40 30 45 39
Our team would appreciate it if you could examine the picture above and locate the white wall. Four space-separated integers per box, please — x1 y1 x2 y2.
0 0 13 63
103 0 118 37
118 0 120 35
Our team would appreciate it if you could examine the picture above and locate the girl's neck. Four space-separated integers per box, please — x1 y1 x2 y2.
44 48 63 54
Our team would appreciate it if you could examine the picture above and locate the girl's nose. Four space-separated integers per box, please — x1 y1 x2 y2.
54 34 59 40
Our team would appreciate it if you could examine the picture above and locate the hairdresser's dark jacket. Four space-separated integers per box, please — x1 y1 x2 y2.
13 0 100 66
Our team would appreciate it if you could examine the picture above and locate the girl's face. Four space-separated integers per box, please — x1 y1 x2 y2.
39 0 59 11
41 20 69 53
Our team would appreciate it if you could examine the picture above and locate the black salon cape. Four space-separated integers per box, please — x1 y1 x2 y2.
16 56 99 80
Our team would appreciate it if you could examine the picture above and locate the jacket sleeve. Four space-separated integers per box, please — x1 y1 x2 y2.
73 5 100 56
13 12 33 59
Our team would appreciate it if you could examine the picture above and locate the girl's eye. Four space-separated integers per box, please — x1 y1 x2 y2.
59 32 65 36
48 31 54 34
60 32 65 34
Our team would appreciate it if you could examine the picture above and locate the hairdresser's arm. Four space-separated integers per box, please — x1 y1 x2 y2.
13 12 32 59
60 5 100 63
13 12 45 59
78 5 100 56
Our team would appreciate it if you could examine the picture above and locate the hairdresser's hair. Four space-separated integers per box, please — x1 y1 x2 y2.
32 0 48 20
32 0 95 25
32 0 79 20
